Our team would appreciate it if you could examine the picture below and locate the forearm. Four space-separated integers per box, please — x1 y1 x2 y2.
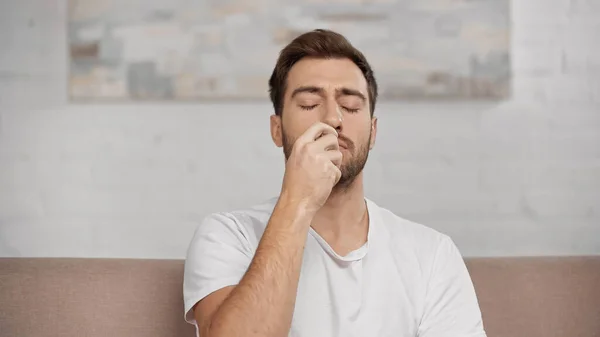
208 196 313 337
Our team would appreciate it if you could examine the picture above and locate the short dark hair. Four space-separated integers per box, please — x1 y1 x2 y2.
268 29 378 117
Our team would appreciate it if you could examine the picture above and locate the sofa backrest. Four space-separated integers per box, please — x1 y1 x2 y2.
466 256 600 337
1 257 599 337
0 258 195 337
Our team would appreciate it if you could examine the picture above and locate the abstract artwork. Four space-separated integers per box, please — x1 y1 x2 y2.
68 0 510 101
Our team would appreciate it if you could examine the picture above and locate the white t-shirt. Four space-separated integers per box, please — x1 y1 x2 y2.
183 197 486 337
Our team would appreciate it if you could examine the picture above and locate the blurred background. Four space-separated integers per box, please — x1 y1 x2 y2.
0 0 598 259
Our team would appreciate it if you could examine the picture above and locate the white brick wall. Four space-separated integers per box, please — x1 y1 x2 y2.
0 0 598 258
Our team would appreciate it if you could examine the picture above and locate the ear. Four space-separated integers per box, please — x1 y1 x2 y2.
270 114 283 147
369 116 378 150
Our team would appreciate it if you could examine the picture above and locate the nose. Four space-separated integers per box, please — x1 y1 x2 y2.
323 101 343 133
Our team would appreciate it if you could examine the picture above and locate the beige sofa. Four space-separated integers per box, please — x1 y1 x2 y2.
1 257 599 337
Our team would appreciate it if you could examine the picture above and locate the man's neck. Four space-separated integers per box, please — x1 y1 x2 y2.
310 173 369 241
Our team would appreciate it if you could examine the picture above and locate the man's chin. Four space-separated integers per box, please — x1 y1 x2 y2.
334 172 357 189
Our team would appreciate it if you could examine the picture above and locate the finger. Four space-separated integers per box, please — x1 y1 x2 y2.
297 122 338 145
311 133 339 152
331 165 342 184
326 149 343 168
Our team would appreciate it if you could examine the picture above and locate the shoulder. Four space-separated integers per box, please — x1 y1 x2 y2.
368 198 456 261
370 199 450 244
189 196 279 250
228 196 279 231
182 197 279 324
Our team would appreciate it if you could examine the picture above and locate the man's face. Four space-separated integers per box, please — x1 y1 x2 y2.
274 57 377 189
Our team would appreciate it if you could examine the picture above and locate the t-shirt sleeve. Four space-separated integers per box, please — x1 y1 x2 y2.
183 212 253 325
417 236 487 337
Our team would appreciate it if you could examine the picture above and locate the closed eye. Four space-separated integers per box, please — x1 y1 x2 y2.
299 105 359 113
300 104 318 111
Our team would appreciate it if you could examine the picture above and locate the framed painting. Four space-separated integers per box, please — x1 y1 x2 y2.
68 0 510 101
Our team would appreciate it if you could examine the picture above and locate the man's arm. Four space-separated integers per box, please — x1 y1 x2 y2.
187 122 342 337
194 196 313 337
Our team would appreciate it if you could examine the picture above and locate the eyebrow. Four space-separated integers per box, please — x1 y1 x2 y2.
291 86 366 102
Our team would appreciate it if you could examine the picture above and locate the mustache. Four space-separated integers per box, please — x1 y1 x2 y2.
337 134 354 149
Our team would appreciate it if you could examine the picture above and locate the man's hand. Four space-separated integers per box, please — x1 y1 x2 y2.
280 122 343 214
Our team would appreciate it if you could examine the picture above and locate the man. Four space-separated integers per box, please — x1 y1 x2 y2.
183 29 486 337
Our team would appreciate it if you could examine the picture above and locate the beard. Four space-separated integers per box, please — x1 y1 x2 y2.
282 127 371 191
